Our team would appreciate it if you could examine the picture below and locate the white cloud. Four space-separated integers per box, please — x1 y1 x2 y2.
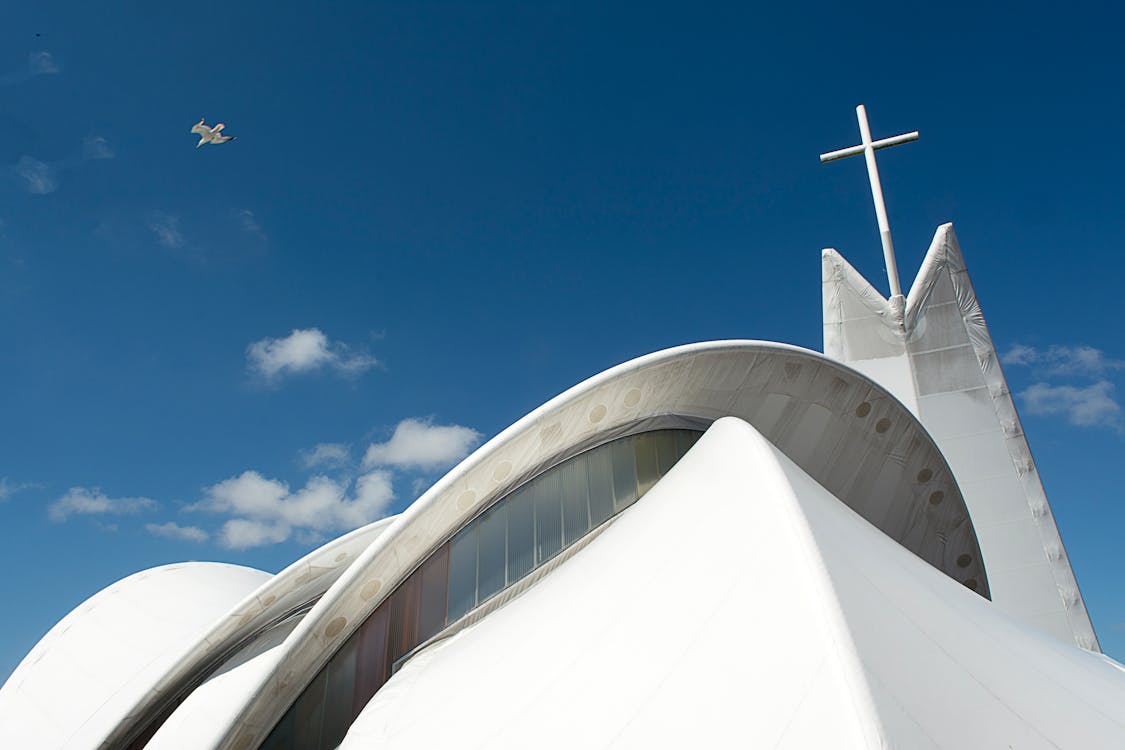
233 208 265 239
0 478 35 502
246 328 378 382
193 469 394 549
363 418 482 471
299 442 351 469
82 135 115 160
1019 381 1122 429
28 51 59 75
147 211 185 249
1004 344 1124 377
0 51 60 85
220 518 291 548
15 156 57 194
49 487 158 522
146 521 209 543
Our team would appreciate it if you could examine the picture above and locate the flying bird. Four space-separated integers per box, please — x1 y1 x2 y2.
191 118 237 148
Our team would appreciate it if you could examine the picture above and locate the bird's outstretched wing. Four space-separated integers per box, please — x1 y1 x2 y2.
191 120 212 136
213 135 237 144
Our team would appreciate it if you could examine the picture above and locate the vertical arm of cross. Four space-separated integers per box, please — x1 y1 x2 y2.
855 105 904 298
819 105 919 309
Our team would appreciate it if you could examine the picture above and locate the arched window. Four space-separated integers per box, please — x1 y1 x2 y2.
260 429 702 750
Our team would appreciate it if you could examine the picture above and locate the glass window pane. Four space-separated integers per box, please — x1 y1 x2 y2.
352 606 389 717
506 486 534 584
611 436 639 511
387 572 420 665
533 470 562 565
560 455 590 546
418 543 450 642
674 429 700 459
446 525 477 623
319 634 358 750
586 444 614 527
292 668 327 750
476 504 507 603
260 702 296 750
634 431 660 497
654 430 681 476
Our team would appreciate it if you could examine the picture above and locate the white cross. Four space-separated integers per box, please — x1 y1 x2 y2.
820 105 918 300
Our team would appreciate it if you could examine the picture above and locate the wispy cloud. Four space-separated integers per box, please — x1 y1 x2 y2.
28 51 59 75
15 156 57 194
1018 381 1122 430
1005 343 1124 431
146 211 185 249
299 442 351 469
190 469 394 549
82 135 115 161
1003 344 1125 378
233 208 265 241
49 487 158 522
146 521 209 543
10 137 114 196
0 51 60 86
0 478 36 502
247 328 378 383
363 418 482 471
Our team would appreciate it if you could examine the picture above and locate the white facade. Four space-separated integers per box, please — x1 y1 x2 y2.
1 227 1121 749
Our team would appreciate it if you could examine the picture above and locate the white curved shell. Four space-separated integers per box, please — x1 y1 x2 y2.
342 418 1125 749
0 563 269 749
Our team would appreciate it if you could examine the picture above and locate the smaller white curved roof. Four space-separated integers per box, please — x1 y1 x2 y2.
0 562 269 749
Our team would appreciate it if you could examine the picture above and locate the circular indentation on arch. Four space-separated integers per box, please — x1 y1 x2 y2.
623 388 642 408
855 401 871 418
875 417 891 434
963 578 978 591
493 461 512 482
325 616 347 639
232 733 254 750
238 612 253 626
539 422 562 445
956 553 972 568
588 404 608 423
916 468 933 483
261 594 276 607
334 552 349 563
456 490 477 510
295 571 312 585
928 490 945 506
360 579 383 600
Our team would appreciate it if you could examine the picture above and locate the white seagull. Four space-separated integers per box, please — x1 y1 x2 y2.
190 118 237 147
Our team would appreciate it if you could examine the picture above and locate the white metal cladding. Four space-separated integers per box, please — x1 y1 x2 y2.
340 418 1125 749
99 515 398 750
822 223 1099 651
215 340 988 750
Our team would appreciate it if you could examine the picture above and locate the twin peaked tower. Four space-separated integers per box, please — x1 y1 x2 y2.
818 105 1099 651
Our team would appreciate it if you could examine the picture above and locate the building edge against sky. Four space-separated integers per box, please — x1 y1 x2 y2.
823 223 1099 650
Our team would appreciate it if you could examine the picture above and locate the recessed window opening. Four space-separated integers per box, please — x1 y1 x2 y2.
259 428 703 750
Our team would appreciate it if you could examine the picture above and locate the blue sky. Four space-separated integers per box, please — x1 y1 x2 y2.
2 2 1123 678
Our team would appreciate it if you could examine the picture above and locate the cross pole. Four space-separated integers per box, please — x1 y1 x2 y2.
820 105 918 301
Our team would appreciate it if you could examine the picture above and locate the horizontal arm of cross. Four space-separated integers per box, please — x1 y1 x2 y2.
818 131 919 163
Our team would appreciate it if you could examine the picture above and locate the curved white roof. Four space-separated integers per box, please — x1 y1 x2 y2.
215 339 988 750
0 562 269 749
342 418 1125 749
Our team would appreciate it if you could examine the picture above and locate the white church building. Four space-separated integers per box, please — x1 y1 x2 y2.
2 107 1123 749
